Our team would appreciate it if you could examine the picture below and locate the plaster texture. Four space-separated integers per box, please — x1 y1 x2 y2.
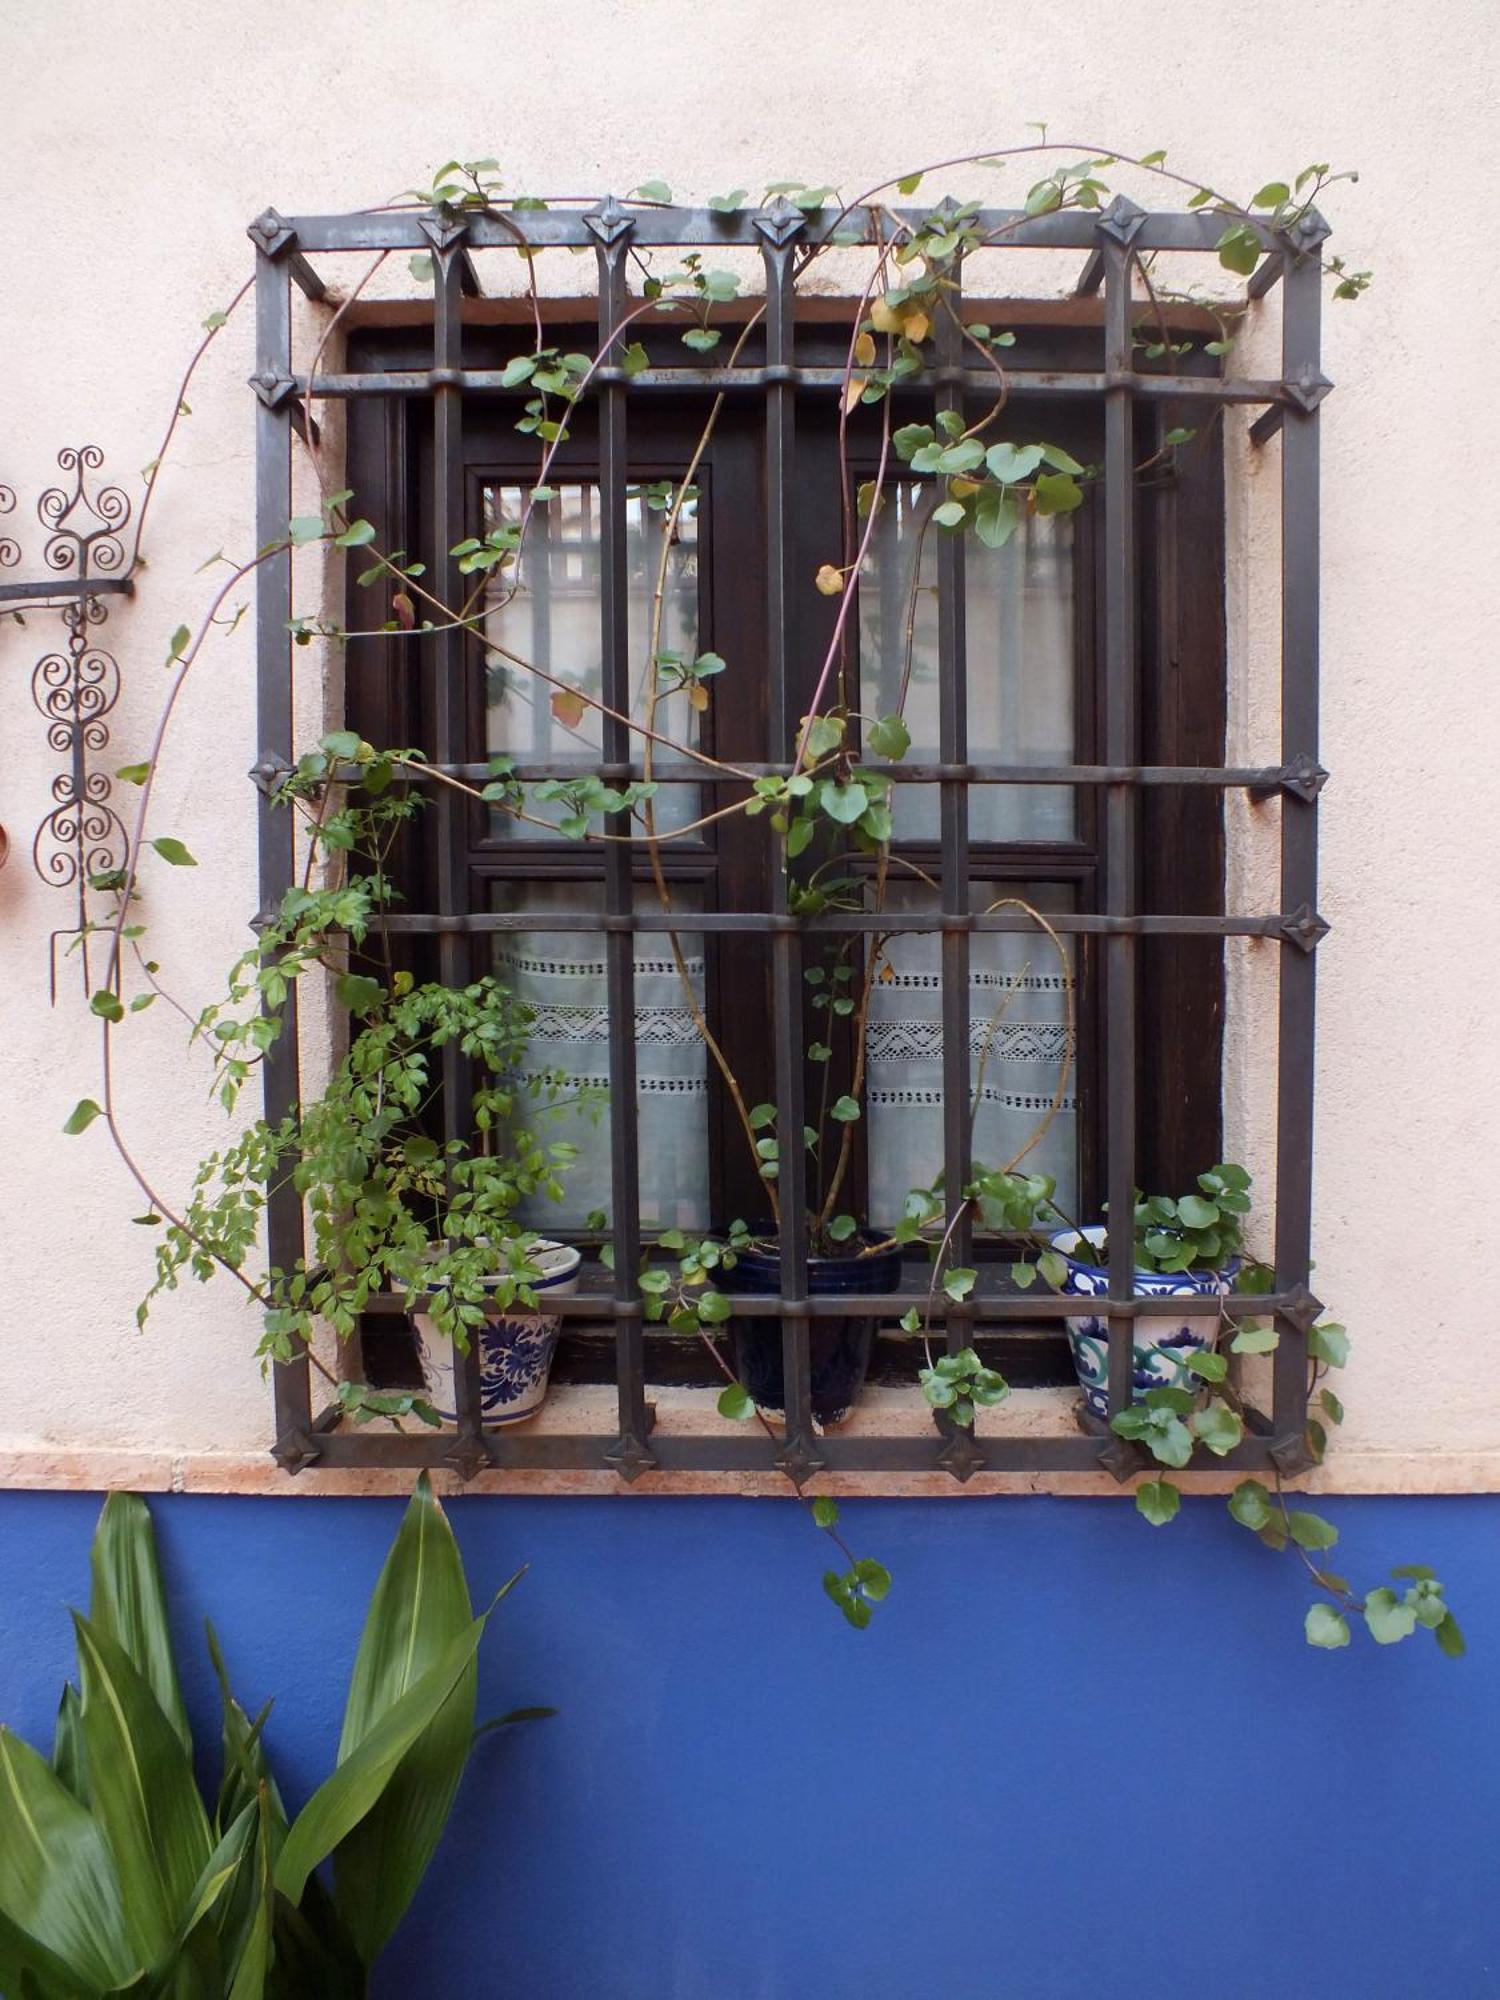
0 0 1495 1478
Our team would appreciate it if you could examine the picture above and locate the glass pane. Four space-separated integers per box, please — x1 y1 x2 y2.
864 880 1078 1224
860 480 1076 840
482 482 701 838
490 879 710 1232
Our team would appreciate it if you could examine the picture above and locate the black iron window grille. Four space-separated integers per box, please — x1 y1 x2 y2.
250 194 1328 1485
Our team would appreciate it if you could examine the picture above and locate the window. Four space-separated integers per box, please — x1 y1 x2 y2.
254 195 1324 1483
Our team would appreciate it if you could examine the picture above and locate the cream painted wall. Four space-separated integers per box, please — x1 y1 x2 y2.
0 0 1495 1479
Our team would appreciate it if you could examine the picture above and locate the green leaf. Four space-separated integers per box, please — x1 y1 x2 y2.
1176 1194 1219 1228
942 1267 976 1302
630 179 673 203
866 714 911 762
71 1613 212 1968
899 1308 922 1334
0 1727 132 1992
1190 1402 1243 1457
63 1099 102 1135
89 990 124 1023
115 762 151 786
697 1289 732 1324
1287 1509 1339 1551
826 1214 857 1243
973 488 1020 548
289 515 325 545
1305 1603 1351 1649
334 519 377 549
1363 1586 1418 1645
1252 181 1291 208
1184 1350 1228 1383
812 1497 839 1529
1216 222 1261 276
818 778 869 825
1320 1388 1345 1425
331 1474 483 1964
276 1609 491 1911
1228 1480 1272 1531
1136 1478 1180 1526
1309 1321 1350 1367
334 973 384 1017
169 624 192 659
932 500 967 529
717 1384 754 1422
707 189 748 212
620 341 649 377
151 837 197 868
984 442 1044 484
852 1559 891 1602
1435 1612 1467 1659
1033 471 1083 515
830 1095 861 1123
88 1493 191 1757
1229 1325 1278 1354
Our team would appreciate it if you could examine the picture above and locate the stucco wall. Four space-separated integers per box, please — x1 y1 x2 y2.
0 0 1495 1482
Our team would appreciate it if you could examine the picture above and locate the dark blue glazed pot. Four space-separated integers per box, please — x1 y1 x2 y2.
721 1230 902 1426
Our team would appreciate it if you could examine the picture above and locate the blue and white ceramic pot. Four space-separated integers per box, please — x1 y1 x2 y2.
1051 1227 1238 1422
415 1240 581 1426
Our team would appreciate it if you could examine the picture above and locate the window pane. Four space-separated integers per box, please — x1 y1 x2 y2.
482 482 701 838
489 880 710 1231
860 481 1076 841
865 880 1078 1223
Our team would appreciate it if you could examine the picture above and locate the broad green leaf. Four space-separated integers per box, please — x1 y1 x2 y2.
1308 1321 1350 1367
205 1623 284 1837
1033 471 1083 515
984 442 1044 484
974 488 1020 548
1229 1325 1278 1354
0 1727 131 1992
1305 1603 1351 1649
151 837 198 868
51 1684 86 1803
0 1901 92 2000
853 1560 891 1602
1190 1402 1243 1456
942 1267 976 1301
717 1385 754 1421
812 1497 839 1529
89 1493 191 1756
866 714 911 762
1227 1480 1272 1531
1286 1509 1339 1551
276 1611 490 1911
1363 1587 1417 1645
818 778 869 825
1435 1613 1467 1659
64 1099 102 1135
1136 1478 1180 1526
332 1476 480 1965
71 1614 211 1969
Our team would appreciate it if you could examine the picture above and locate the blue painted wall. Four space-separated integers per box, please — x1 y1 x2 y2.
1 1490 1495 1998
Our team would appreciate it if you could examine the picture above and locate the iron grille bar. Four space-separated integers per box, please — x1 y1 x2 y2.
935 267 975 1454
305 1427 1288 1475
254 244 314 1470
1101 230 1140 1424
760 206 818 1482
365 1287 1306 1321
431 234 485 1472
294 366 1289 407
594 211 654 1477
1271 245 1323 1444
374 909 1297 938
285 206 1274 256
369 759 1307 789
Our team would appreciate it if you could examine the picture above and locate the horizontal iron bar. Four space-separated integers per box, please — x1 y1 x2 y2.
355 758 1300 790
299 1426 1290 1474
285 206 1277 256
0 575 134 605
365 1288 1297 1320
295 364 1286 406
376 907 1286 938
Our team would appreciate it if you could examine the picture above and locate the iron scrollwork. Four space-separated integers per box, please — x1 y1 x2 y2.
27 447 133 994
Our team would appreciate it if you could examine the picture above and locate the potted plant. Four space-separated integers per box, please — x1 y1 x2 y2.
143 736 599 1428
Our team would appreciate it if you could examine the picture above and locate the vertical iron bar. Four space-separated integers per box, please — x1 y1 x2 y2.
1101 235 1139 1424
1272 248 1322 1438
255 244 314 1468
593 205 654 1476
935 270 973 1372
431 229 484 1472
758 205 817 1481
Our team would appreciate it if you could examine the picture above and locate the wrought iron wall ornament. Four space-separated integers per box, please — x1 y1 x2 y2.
16 447 134 994
0 484 19 569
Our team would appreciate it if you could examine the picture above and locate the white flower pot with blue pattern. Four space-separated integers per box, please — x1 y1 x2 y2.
1051 1227 1239 1421
415 1240 581 1426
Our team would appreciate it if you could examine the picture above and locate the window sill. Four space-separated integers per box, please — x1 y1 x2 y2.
0 1388 1494 1497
